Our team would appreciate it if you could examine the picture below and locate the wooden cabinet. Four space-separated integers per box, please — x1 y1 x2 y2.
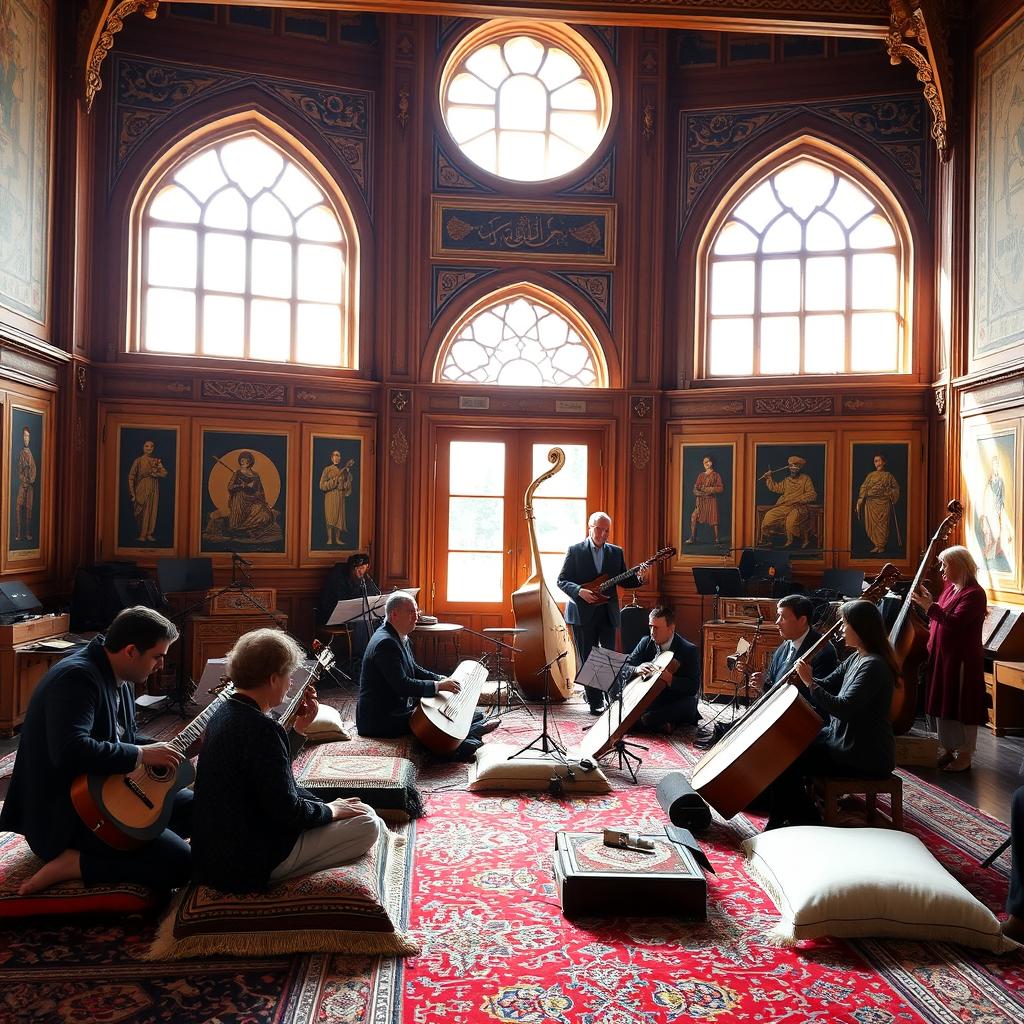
989 661 1024 737
701 621 782 698
188 610 288 684
0 614 72 735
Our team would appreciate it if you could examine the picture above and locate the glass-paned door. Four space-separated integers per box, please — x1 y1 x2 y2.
432 428 604 619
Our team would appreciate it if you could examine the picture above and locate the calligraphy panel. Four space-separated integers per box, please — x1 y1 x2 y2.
431 198 616 265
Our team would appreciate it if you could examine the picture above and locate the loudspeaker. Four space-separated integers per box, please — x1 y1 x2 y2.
70 563 164 631
656 772 712 832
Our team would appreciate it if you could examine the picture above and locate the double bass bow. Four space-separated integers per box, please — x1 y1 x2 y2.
511 448 578 701
888 499 963 734
690 563 900 820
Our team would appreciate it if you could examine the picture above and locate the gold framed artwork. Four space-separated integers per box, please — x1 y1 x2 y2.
300 422 375 565
962 415 1021 594
2 395 51 572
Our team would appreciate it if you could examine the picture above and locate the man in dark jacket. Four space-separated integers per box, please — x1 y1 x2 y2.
557 512 646 714
751 594 838 695
623 606 701 733
191 629 380 893
357 592 495 759
0 606 190 895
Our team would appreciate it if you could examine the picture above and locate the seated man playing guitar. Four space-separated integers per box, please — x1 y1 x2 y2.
623 605 701 734
0 606 190 896
191 629 381 893
357 592 497 761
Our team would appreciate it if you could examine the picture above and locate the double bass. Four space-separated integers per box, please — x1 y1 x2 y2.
511 448 578 701
690 563 899 819
888 499 963 734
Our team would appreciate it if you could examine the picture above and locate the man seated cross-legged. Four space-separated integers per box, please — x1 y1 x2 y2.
191 628 381 893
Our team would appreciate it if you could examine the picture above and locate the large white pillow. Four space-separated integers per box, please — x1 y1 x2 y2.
743 826 1018 953
468 742 610 793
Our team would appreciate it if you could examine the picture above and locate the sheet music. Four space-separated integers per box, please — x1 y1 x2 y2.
326 587 421 626
575 648 628 694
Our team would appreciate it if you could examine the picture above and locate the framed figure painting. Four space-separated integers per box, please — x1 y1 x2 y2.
115 425 179 554
198 428 289 557
963 424 1019 588
5 404 45 563
754 442 827 559
680 443 734 557
849 443 909 561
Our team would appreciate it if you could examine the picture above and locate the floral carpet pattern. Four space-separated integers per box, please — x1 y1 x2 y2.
1 697 1022 1024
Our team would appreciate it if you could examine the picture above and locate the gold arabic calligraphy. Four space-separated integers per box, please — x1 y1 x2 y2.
446 212 603 251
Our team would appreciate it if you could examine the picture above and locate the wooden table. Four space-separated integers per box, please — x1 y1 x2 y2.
0 614 75 735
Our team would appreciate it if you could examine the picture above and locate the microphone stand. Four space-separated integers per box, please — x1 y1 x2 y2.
510 651 568 761
598 647 646 785
454 623 530 717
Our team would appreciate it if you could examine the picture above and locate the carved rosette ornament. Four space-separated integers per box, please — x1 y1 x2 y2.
934 387 946 415
886 1 953 161
632 396 652 418
631 432 651 471
391 389 410 412
390 425 410 464
83 1 158 113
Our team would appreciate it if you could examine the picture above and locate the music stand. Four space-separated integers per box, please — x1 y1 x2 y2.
822 569 865 599
510 651 570 761
692 566 745 624
157 557 214 595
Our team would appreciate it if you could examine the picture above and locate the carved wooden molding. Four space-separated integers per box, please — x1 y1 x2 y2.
933 386 946 415
670 398 746 417
201 380 287 404
75 365 88 392
390 424 410 464
631 396 653 418
753 395 834 416
885 1 953 161
391 389 410 412
81 1 158 113
961 375 1024 414
631 431 651 470
398 87 411 131
641 103 655 142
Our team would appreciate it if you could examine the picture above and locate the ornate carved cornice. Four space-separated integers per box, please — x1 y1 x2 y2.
885 1 955 161
82 2 893 113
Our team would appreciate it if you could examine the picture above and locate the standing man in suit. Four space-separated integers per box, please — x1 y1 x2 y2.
750 594 838 695
623 606 701 734
356 592 497 759
558 512 647 714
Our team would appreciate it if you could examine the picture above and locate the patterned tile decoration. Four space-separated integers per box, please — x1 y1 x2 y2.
433 198 615 265
430 266 498 324
432 137 497 194
556 150 615 198
552 271 613 327
590 25 618 62
111 56 373 212
678 93 929 241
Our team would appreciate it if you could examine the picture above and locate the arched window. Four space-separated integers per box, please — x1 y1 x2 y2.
699 148 911 378
435 286 607 388
131 126 359 367
439 21 612 183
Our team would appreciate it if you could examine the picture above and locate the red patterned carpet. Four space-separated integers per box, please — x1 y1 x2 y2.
2 702 1023 1024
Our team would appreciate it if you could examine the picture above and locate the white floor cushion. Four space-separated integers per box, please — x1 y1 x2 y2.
743 826 1018 953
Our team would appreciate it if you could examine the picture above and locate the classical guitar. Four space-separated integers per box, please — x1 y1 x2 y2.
580 546 676 603
71 643 335 851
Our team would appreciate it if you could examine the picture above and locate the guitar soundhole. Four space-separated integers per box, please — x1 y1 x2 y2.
148 764 173 782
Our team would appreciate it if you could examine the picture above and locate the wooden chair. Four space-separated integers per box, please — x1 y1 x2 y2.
812 774 903 829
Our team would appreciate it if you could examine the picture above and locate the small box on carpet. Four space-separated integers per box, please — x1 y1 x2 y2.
553 830 706 920
895 734 938 767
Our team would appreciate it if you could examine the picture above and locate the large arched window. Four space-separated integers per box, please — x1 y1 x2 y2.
699 146 911 378
439 21 612 183
130 125 359 367
434 286 607 387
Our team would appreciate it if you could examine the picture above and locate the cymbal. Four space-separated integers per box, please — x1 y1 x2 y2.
482 627 528 634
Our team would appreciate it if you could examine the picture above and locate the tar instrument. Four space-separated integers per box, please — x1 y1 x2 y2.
888 499 963 734
690 563 899 819
71 643 334 850
579 547 676 604
410 659 488 754
511 448 578 701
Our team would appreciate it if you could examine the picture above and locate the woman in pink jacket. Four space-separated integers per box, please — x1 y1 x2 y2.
912 546 988 772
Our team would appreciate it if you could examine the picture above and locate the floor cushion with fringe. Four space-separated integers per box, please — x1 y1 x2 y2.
294 746 424 819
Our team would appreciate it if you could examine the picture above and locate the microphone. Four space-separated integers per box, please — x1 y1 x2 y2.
231 551 253 567
556 650 567 662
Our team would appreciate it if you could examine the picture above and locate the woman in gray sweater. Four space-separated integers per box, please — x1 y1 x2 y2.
764 599 897 831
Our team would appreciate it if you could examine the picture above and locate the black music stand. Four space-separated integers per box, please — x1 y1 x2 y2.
510 652 568 761
822 569 866 599
692 566 745 624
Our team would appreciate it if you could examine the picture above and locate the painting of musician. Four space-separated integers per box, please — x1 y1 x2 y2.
754 443 826 558
7 406 43 555
200 430 288 554
969 431 1016 578
680 443 733 556
850 443 908 561
310 435 362 553
116 426 178 552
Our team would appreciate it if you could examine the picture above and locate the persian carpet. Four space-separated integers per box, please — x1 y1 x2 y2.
1 701 1022 1024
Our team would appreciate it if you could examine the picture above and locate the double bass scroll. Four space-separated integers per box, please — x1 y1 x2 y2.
511 448 578 701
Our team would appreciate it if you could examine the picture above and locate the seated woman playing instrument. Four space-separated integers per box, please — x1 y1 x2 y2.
764 599 897 831
191 629 381 893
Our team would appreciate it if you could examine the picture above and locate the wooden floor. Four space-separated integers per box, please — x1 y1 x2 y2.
2 709 1021 829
